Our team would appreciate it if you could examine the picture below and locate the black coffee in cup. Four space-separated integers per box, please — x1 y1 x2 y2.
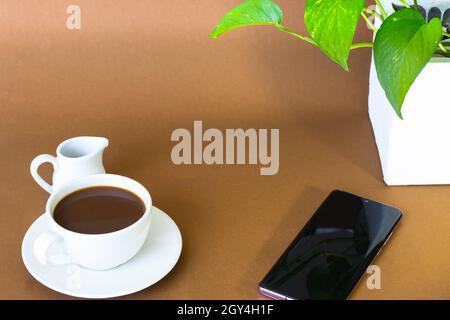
53 186 146 234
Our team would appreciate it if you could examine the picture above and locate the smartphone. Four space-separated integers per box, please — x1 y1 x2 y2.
259 190 402 300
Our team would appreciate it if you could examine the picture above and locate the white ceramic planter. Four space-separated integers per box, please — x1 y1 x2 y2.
369 57 450 185
368 1 450 185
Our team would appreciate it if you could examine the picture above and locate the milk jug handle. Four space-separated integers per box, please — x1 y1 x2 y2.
30 154 58 193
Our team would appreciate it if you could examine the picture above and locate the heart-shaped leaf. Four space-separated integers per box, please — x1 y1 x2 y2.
210 0 283 39
374 8 442 119
304 0 366 71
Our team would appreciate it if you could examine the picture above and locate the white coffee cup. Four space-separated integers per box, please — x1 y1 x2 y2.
33 174 152 270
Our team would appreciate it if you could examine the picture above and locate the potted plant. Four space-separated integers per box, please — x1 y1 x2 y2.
210 0 450 185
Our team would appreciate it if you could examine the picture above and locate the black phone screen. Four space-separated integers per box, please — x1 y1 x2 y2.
259 190 402 300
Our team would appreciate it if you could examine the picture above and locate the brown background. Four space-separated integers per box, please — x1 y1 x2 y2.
1 0 450 299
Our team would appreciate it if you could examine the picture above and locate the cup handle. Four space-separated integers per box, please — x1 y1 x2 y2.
33 230 71 266
30 154 58 193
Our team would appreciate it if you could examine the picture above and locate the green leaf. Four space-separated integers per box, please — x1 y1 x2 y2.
304 0 366 71
210 0 283 39
374 9 442 119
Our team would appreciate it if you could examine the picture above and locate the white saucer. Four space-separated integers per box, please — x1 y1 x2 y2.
22 207 182 299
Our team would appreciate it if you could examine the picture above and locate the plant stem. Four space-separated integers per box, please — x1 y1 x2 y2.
435 49 446 57
399 0 411 8
363 8 384 21
413 0 418 9
350 42 373 50
276 25 317 46
443 31 450 38
361 12 377 33
276 25 373 51
374 0 388 19
439 42 449 55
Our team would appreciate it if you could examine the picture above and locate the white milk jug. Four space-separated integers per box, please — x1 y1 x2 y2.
30 136 109 193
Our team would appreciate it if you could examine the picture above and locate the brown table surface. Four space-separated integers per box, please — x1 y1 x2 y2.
1 0 450 300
